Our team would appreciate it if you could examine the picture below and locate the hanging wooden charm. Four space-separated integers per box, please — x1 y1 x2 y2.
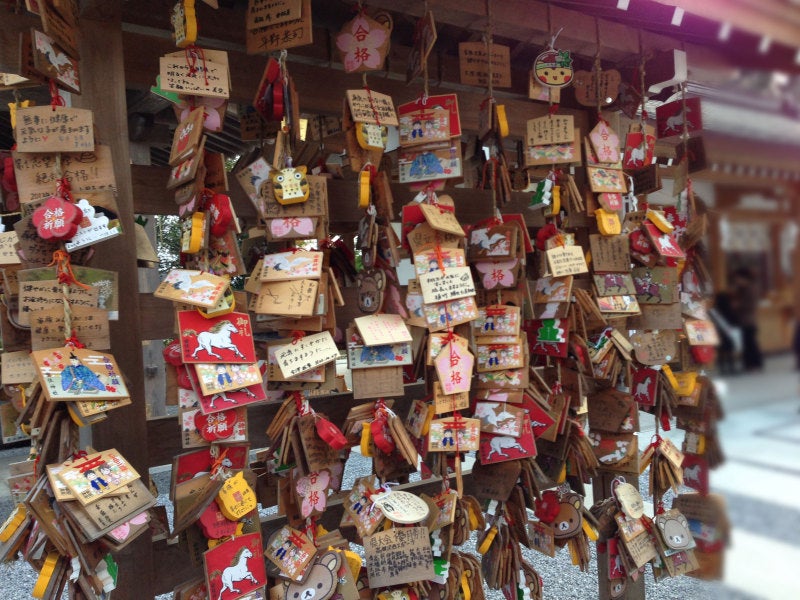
171 0 198 48
271 165 309 205
533 47 574 88
336 11 392 73
32 195 82 240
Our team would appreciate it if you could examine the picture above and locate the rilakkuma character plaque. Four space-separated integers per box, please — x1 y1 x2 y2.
57 449 140 505
32 347 129 401
178 311 257 364
204 533 266 600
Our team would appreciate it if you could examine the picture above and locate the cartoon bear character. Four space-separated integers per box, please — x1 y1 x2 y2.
552 493 583 540
656 509 694 551
356 268 385 314
283 550 341 600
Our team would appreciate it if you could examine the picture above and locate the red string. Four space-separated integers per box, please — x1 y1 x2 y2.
48 250 91 290
290 330 306 344
49 80 65 111
287 531 307 548
185 46 210 87
65 332 86 349
363 163 377 183
363 86 382 127
293 391 309 416
56 177 74 203
445 411 467 455
659 411 671 432
433 237 447 274
548 103 560 116
209 447 230 477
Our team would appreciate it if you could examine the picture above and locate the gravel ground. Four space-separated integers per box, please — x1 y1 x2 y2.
1 445 753 600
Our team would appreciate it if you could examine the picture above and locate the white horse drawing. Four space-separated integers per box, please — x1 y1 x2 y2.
665 106 691 133
217 547 258 600
474 403 516 429
627 141 646 166
185 320 244 360
486 436 525 460
658 234 680 255
634 376 652 401
684 464 701 484
208 386 256 410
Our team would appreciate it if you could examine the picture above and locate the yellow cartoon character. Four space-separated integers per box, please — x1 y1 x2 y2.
534 48 574 88
271 166 309 205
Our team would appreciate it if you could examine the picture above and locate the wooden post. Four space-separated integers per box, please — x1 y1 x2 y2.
73 4 153 598
593 472 646 600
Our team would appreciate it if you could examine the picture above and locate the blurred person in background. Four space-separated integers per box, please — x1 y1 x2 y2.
731 267 763 372
711 289 741 374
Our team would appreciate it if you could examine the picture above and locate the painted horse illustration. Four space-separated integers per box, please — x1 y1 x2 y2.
217 547 258 600
184 320 244 360
486 436 525 460
634 274 662 302
603 273 627 293
634 376 652 402
664 105 691 133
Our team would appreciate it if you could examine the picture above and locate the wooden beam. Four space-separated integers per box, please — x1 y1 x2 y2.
71 8 153 600
653 0 800 50
138 293 177 341
119 28 584 139
593 472 646 600
131 164 258 219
